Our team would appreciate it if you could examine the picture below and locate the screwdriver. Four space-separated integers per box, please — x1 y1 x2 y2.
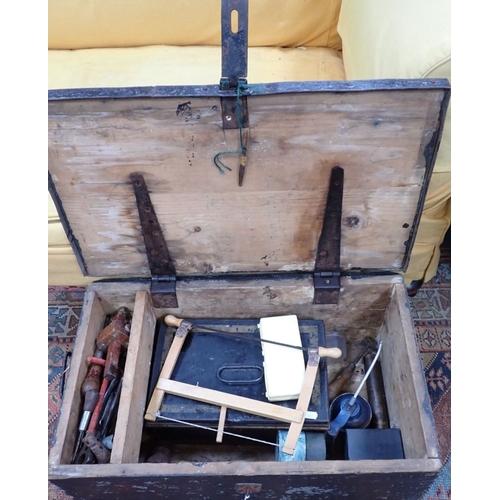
71 348 104 463
327 341 375 402
86 338 122 436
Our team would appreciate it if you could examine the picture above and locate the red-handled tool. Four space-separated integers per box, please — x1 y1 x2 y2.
71 348 104 463
86 338 122 436
81 308 131 463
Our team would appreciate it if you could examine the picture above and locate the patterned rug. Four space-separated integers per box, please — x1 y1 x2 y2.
48 262 451 500
409 259 451 499
48 287 86 500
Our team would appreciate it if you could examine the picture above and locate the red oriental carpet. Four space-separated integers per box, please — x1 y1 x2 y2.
48 260 451 499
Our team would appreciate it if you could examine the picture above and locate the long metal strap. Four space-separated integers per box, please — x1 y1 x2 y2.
313 166 344 304
221 0 248 88
130 173 178 308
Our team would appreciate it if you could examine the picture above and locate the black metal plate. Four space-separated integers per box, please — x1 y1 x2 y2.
148 318 329 430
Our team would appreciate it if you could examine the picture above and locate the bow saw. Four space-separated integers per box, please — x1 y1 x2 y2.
145 315 343 455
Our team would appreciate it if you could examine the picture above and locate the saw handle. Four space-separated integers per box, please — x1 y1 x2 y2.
318 346 343 359
164 314 184 328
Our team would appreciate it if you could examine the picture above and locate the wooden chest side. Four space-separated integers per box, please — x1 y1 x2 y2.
49 275 441 500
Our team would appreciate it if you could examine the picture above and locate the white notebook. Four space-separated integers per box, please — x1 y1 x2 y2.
258 315 306 402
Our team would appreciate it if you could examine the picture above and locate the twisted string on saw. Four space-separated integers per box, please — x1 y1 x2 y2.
213 81 250 174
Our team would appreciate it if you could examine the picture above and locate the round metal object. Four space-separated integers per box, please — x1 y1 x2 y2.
329 392 372 430
325 332 347 360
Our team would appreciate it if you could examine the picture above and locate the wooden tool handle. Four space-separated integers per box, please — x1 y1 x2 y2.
328 366 355 401
318 346 343 359
164 315 184 328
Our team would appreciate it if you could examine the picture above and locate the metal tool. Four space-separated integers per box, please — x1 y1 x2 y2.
238 151 248 186
95 307 131 352
327 338 376 401
328 393 372 436
76 308 130 464
147 316 324 455
84 339 122 440
74 375 123 464
99 376 123 438
164 315 343 359
327 341 383 439
85 375 123 463
72 441 96 465
86 309 130 435
71 348 105 464
83 432 111 464
363 351 389 428
325 332 347 361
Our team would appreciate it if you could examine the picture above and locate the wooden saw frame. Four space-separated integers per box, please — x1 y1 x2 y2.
145 315 338 455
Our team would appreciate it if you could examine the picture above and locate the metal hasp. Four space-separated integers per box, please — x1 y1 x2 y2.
220 0 248 89
220 0 250 186
313 166 344 304
130 173 178 308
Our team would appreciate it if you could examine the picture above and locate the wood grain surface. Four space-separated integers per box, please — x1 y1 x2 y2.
48 88 446 278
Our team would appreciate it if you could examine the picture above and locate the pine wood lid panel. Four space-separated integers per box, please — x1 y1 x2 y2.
48 82 449 277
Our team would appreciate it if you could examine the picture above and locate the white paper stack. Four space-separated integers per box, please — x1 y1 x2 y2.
258 315 305 402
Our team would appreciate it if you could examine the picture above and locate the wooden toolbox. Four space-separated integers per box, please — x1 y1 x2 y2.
48 6 450 498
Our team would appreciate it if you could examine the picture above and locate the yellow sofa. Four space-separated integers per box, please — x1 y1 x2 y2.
48 0 451 287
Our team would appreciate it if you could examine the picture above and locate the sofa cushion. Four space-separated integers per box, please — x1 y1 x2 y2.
49 45 345 89
49 0 342 51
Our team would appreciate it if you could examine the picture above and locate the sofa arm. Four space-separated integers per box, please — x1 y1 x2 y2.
338 0 451 285
338 0 450 77
338 0 450 174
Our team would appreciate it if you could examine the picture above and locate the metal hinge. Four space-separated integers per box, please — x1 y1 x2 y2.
130 173 178 308
150 275 178 309
313 166 344 304
313 271 341 304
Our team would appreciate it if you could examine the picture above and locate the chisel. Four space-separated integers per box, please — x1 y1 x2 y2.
363 351 389 428
164 315 343 359
327 340 376 401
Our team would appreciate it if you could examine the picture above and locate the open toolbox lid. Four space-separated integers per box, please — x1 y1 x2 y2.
49 80 449 278
48 2 450 303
